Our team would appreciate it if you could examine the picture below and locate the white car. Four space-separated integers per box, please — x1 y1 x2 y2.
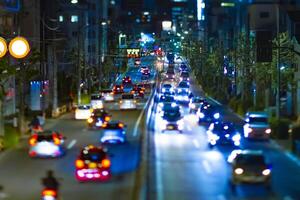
90 94 104 109
101 89 114 102
119 94 137 110
75 105 92 120
243 112 271 140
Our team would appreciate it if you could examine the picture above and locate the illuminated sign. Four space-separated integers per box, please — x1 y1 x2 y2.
197 0 205 21
126 48 140 58
162 21 172 31
221 2 235 7
0 0 20 12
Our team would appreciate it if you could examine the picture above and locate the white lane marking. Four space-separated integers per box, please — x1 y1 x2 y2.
283 196 294 200
193 139 200 149
217 194 226 200
67 139 77 149
132 95 152 137
202 160 212 174
155 135 164 200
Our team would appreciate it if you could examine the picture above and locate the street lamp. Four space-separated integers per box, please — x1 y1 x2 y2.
0 37 8 58
8 37 30 59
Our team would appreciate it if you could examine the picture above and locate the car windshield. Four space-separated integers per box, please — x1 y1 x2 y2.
192 98 203 103
178 82 189 88
236 154 265 165
91 95 102 100
78 105 90 109
214 124 235 133
122 94 134 99
37 135 53 142
92 110 107 117
248 117 268 124
105 123 122 129
163 84 172 89
80 150 106 162
181 72 189 77
101 90 112 93
160 96 175 102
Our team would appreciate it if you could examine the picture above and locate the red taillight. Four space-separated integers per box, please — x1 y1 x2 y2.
29 134 38 146
101 159 111 168
42 189 57 197
76 159 85 168
118 123 124 128
102 123 108 128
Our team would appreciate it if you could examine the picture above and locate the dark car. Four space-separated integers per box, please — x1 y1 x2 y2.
75 145 111 181
228 150 271 189
112 85 124 94
189 97 206 113
197 106 221 124
87 109 111 129
122 76 132 85
161 104 183 133
179 64 188 72
101 121 126 143
180 71 190 81
130 86 145 98
207 121 241 148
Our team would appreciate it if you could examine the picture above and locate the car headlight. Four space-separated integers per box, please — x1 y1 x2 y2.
213 113 220 119
208 132 220 141
265 128 271 134
262 169 271 176
178 89 182 92
162 88 166 93
190 104 196 109
234 168 244 175
199 112 205 118
232 134 241 142
170 88 174 92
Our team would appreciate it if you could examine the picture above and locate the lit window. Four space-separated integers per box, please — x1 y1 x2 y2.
71 15 78 22
59 15 64 22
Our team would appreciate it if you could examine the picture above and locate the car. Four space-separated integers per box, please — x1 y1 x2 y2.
179 64 188 72
161 83 174 94
198 101 212 113
141 68 150 78
87 109 111 129
130 86 145 98
175 91 190 104
243 112 271 140
28 131 66 158
197 106 221 124
165 68 176 79
122 76 132 85
112 84 124 94
100 89 114 102
179 71 190 82
228 150 271 188
75 145 111 181
119 94 137 110
157 95 176 112
137 83 150 93
177 81 190 93
101 121 126 143
90 94 104 109
140 66 148 73
206 121 241 148
75 105 92 120
189 97 206 113
135 58 141 66
160 104 183 133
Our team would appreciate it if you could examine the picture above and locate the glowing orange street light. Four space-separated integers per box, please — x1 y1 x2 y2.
9 36 30 59
0 37 8 58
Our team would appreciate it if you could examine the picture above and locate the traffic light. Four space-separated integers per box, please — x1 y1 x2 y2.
256 30 272 62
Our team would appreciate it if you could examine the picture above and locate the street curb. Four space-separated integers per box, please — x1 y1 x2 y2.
270 140 300 167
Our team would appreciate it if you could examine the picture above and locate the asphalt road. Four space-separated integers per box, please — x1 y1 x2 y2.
148 60 300 200
0 56 156 200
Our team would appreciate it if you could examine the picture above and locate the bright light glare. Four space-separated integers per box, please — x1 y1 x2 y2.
0 37 7 58
71 0 78 4
9 37 30 58
234 168 244 175
262 169 271 176
213 113 220 119
265 128 271 134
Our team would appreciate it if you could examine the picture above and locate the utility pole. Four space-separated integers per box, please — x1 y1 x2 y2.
276 4 281 119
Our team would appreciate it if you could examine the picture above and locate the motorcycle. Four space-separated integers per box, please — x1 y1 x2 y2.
41 188 57 200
